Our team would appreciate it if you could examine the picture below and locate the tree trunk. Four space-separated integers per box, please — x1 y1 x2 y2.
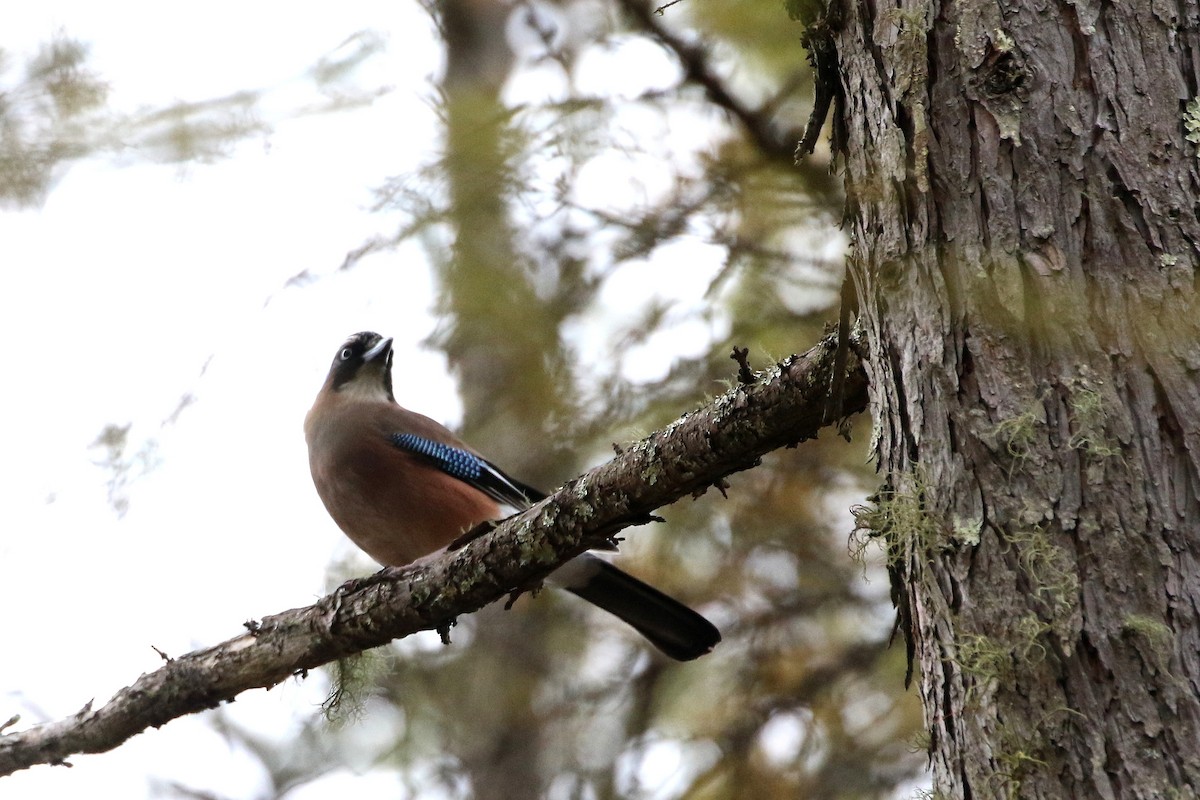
833 0 1200 796
432 2 558 797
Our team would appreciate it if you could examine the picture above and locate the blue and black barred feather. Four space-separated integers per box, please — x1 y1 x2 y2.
391 433 545 508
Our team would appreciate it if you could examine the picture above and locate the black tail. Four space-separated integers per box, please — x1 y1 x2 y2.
559 556 721 661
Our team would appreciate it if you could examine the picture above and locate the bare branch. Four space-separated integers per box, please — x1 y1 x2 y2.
0 332 866 777
614 0 839 199
616 0 786 154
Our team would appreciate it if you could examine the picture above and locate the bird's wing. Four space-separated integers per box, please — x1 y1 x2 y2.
390 432 545 509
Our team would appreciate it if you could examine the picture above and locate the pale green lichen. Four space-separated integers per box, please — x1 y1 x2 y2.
1005 525 1078 621
1185 97 1200 149
991 732 1048 800
850 468 943 570
1012 613 1051 663
1122 613 1172 647
957 615 1050 691
322 649 387 723
956 632 1010 704
951 513 983 546
640 459 666 487
912 791 954 800
1066 382 1120 458
907 727 932 754
1122 613 1175 677
515 525 558 566
989 399 1044 461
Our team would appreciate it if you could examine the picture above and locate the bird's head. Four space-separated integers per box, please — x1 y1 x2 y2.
324 331 395 403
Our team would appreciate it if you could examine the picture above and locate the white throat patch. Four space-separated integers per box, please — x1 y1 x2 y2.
338 376 392 403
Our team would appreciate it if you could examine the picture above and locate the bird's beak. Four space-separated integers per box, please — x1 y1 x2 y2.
362 337 393 364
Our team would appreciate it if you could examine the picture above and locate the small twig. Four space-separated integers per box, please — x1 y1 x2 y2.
731 346 756 385
617 0 797 161
624 0 841 197
513 0 570 69
795 0 847 159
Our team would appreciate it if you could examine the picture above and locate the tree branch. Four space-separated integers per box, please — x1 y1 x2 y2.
614 0 838 198
0 332 867 777
617 0 788 156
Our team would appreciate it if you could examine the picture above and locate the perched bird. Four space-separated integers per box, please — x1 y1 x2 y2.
305 331 721 661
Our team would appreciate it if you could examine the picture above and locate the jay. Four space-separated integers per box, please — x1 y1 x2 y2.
305 331 721 661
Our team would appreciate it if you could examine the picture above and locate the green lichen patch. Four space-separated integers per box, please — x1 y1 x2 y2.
1184 97 1200 148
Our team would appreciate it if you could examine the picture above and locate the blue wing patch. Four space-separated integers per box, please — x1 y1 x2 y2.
390 433 546 508
391 433 483 482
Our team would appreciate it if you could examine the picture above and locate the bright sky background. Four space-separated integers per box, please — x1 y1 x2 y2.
3 3 468 798
0 3 742 798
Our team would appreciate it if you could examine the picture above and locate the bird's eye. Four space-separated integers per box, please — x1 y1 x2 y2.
340 347 354 361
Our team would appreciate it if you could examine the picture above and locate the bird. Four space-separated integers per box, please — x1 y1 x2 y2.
305 331 721 661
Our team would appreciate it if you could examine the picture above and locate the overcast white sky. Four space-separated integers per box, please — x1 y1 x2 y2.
1 3 468 798
0 3 744 798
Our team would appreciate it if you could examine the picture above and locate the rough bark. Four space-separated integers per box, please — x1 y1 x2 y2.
832 0 1200 796
0 334 866 777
